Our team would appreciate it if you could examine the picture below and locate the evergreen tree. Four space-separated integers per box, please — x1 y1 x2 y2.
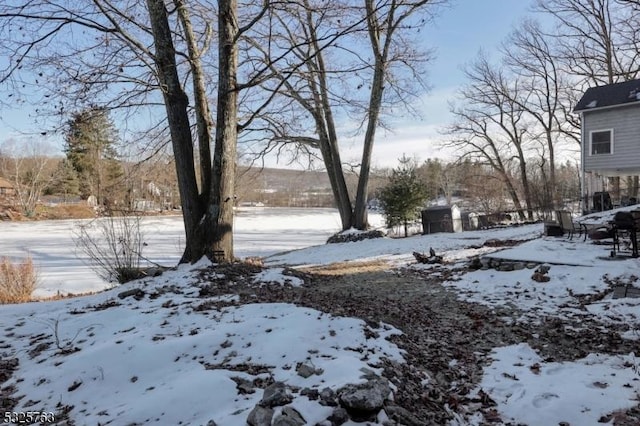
65 108 122 205
379 156 428 237
45 159 81 200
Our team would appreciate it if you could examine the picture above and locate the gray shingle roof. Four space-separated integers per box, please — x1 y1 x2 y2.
574 78 640 112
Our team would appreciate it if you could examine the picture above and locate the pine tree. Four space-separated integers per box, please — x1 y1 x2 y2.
379 156 428 237
65 108 122 205
46 159 81 200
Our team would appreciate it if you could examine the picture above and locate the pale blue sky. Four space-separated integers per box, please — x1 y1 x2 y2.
0 0 539 167
339 0 540 167
428 0 535 87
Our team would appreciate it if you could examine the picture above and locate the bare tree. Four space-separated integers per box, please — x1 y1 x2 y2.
0 138 56 217
0 1 269 263
503 20 577 208
445 54 535 220
536 0 640 84
242 0 442 230
352 0 439 229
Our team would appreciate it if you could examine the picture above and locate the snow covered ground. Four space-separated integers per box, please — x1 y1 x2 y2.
1 207 639 425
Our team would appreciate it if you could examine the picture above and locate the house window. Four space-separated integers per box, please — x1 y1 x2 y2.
590 129 612 155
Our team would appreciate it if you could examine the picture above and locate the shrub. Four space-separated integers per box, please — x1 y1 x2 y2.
75 211 146 285
0 256 38 304
378 156 428 237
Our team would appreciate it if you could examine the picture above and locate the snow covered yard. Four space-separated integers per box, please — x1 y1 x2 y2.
0 260 404 425
1 207 640 425
268 220 640 425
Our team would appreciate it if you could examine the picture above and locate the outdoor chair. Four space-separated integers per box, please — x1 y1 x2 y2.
555 210 586 240
610 211 640 258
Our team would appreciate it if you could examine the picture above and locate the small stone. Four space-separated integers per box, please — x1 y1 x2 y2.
300 387 319 400
468 257 482 270
247 406 273 426
526 263 538 269
260 382 292 407
327 407 349 426
231 376 254 394
384 403 423 426
513 262 526 271
296 363 316 378
531 272 551 283
498 263 514 272
117 288 145 300
319 387 337 406
359 367 379 380
272 406 306 426
536 265 551 274
338 378 391 416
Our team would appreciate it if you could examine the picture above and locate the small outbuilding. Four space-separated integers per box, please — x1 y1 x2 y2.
421 205 462 234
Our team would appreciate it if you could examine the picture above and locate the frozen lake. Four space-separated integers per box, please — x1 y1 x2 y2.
0 207 381 297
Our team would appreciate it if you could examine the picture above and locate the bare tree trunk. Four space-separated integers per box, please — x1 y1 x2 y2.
547 129 558 208
206 0 239 262
308 8 354 229
504 176 527 220
353 55 384 229
316 125 354 229
175 0 213 199
145 0 203 262
514 146 534 220
353 0 389 230
611 176 621 204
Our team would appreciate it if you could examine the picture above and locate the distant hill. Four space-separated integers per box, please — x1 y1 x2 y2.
237 166 334 192
235 166 386 207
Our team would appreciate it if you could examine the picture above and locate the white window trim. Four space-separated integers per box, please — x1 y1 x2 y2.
589 128 614 156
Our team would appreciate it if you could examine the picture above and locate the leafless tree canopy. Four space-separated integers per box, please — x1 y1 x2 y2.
443 0 640 215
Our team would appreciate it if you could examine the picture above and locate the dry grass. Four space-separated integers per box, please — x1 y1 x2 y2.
35 291 98 302
34 204 95 220
0 256 38 304
297 259 391 276
242 256 265 267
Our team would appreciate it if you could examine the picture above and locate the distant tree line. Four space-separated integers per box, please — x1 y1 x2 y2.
376 155 581 235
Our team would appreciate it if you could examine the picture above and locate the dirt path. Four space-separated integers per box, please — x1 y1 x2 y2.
217 263 640 424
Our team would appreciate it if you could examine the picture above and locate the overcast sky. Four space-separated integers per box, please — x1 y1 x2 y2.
0 0 539 169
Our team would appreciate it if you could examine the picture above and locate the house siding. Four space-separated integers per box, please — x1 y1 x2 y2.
582 105 640 172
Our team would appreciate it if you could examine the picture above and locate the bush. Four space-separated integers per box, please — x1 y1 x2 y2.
378 156 428 237
0 256 38 304
75 212 146 284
